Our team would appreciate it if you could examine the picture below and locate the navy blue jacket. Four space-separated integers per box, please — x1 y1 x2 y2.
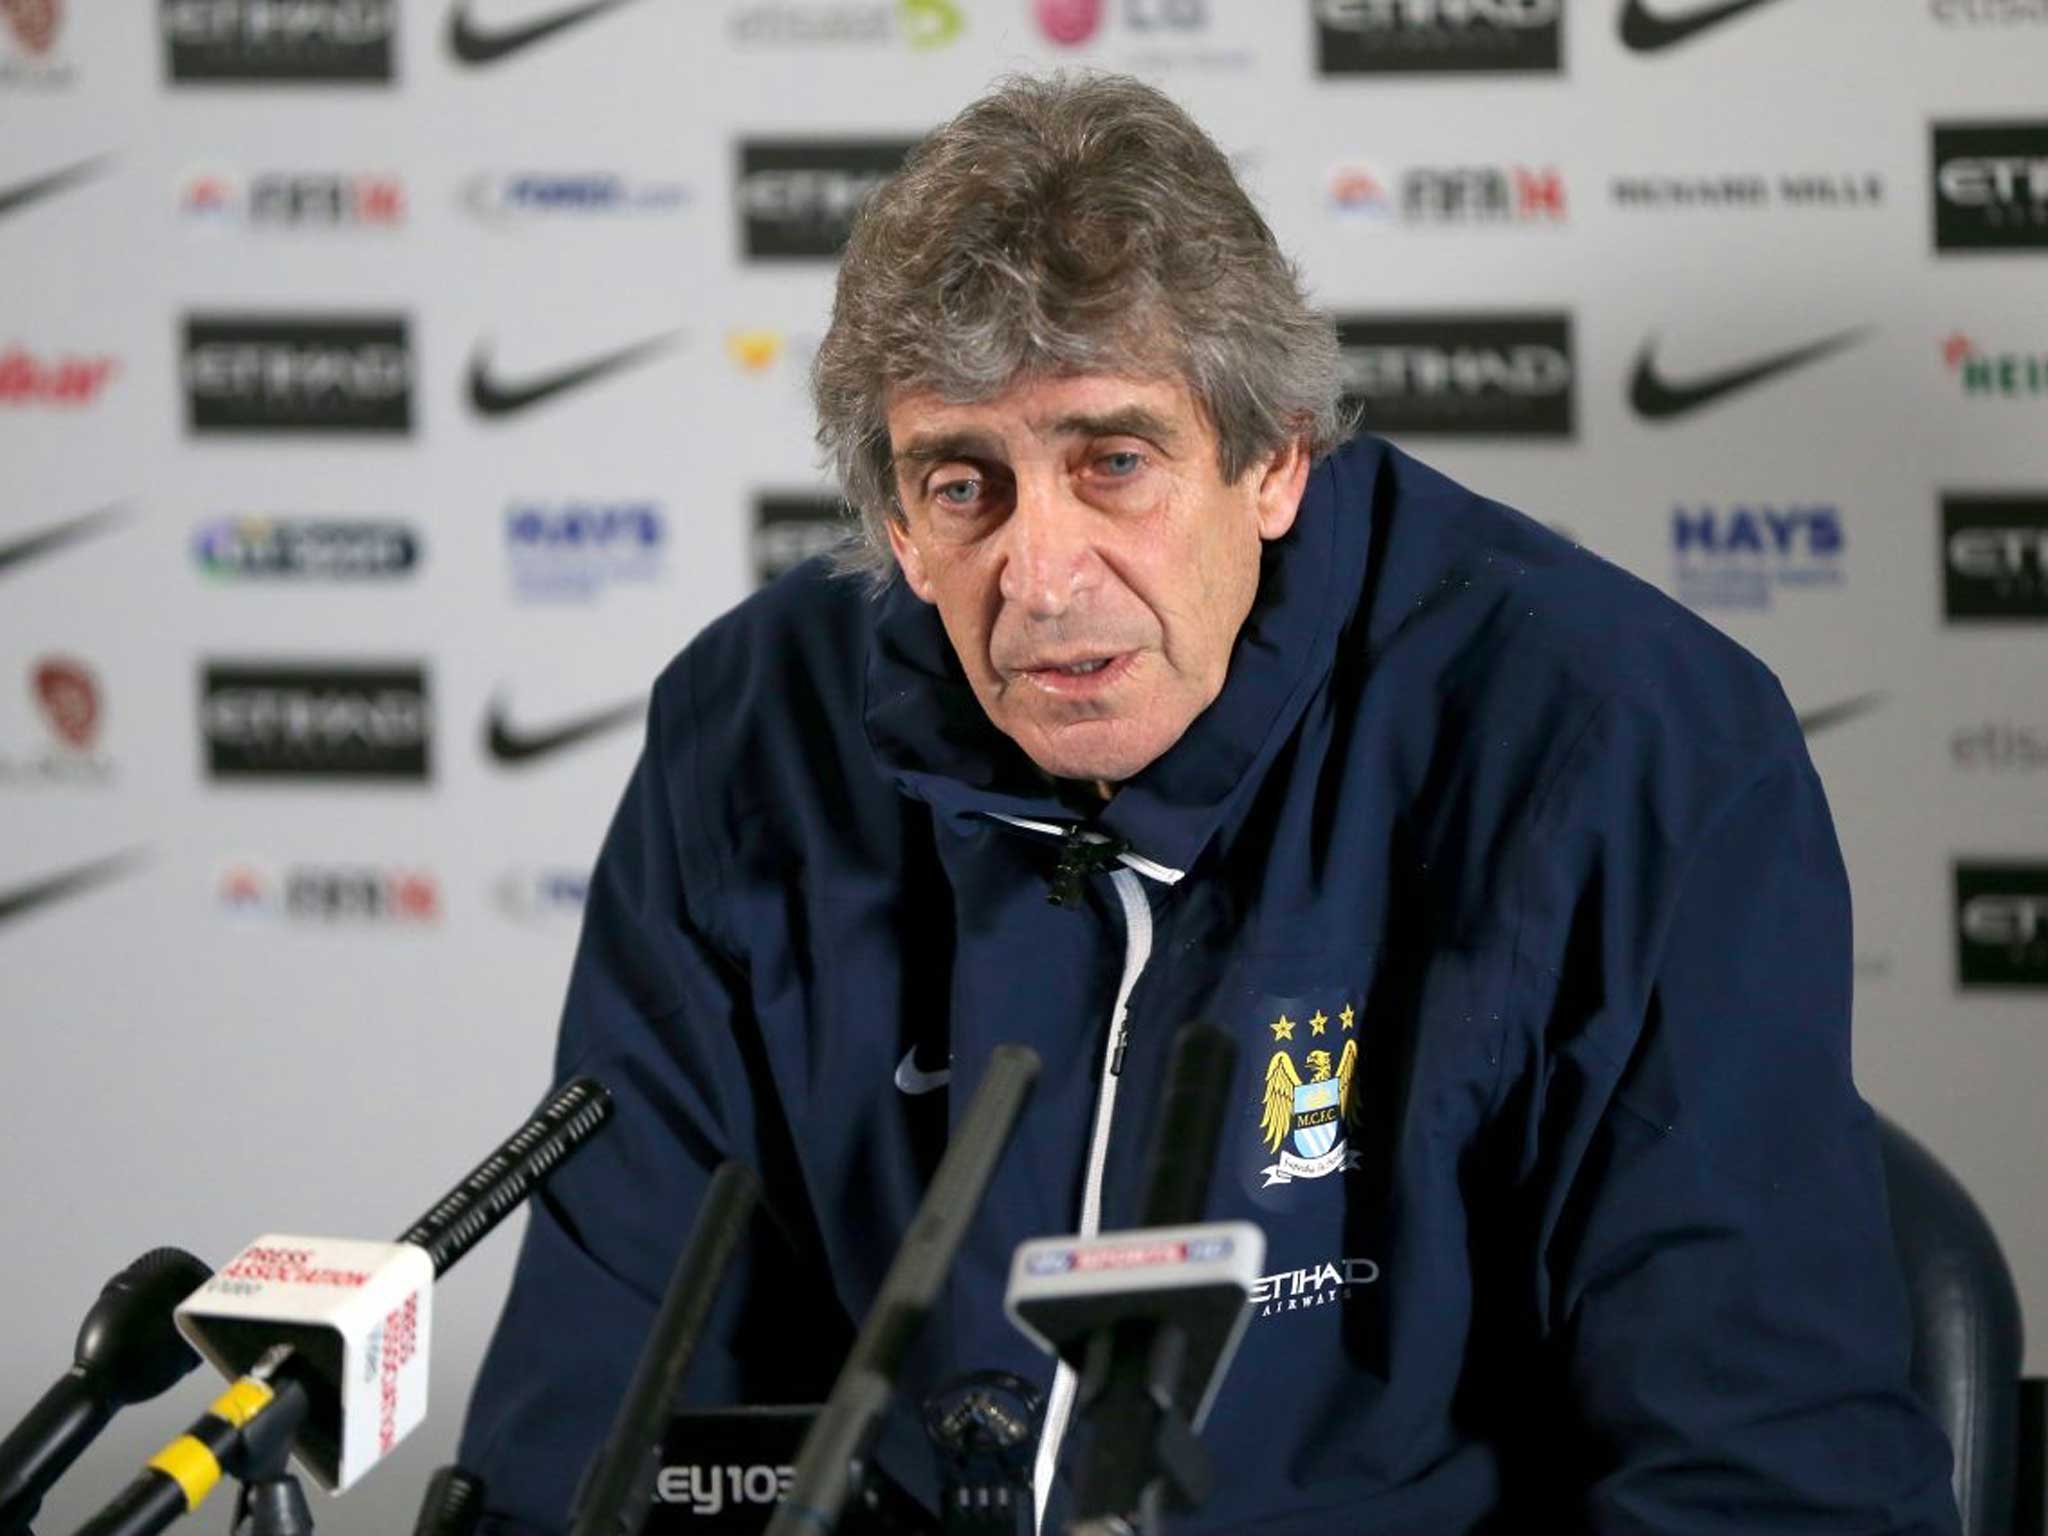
461 435 1959 1534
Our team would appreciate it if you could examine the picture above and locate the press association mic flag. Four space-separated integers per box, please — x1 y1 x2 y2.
173 1078 613 1492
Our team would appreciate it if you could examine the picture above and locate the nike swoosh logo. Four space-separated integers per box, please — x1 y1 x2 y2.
894 1047 951 1095
0 155 108 224
1619 0 1786 52
468 331 679 418
0 504 129 580
1797 692 1885 739
448 0 647 66
1629 326 1867 422
0 851 143 933
485 694 641 765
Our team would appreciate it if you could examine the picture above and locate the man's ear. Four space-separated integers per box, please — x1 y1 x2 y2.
885 512 936 602
1252 433 1312 542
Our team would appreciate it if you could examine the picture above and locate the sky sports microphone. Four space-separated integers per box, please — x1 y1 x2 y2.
571 1161 762 1536
165 1077 613 1497
1004 1022 1258 1536
0 1248 212 1536
764 1045 1042 1536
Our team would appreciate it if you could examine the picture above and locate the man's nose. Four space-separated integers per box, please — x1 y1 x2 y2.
998 473 1101 618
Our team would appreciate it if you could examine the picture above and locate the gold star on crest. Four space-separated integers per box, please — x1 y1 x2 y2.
1339 1004 1356 1031
1269 1014 1296 1041
1308 1010 1329 1036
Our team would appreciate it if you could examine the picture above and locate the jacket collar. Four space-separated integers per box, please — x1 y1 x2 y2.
862 434 1383 878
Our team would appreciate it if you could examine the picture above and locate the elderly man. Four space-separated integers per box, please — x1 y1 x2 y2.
460 74 1958 1535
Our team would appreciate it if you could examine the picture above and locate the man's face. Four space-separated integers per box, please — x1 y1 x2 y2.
884 372 1307 785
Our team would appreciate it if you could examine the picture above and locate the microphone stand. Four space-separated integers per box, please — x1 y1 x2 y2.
764 1044 1041 1536
569 1161 761 1536
229 1387 312 1536
1062 1022 1239 1536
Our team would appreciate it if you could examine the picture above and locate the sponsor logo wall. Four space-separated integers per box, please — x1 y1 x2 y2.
5 5 2047 1526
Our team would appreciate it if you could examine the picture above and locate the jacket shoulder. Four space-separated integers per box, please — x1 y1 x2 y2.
1362 443 1800 772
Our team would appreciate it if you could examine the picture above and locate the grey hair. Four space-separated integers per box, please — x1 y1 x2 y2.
810 71 1352 585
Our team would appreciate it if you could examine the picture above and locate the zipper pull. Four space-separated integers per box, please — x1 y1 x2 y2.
1109 1019 1132 1076
1046 824 1130 908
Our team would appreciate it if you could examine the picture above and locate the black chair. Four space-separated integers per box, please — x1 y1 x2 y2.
1877 1114 2041 1536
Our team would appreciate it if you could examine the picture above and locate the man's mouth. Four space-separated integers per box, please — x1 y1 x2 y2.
1016 651 1137 696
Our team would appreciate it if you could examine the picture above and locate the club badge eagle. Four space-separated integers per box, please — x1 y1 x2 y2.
1257 1028 1360 1188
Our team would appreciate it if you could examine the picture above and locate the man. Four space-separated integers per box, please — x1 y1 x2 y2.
461 74 1959 1535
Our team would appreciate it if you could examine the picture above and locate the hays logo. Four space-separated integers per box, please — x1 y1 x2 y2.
194 517 419 580
737 139 914 259
1942 332 2048 398
220 863 440 923
754 494 848 586
182 315 412 435
493 867 589 921
505 501 664 600
729 0 962 47
461 172 689 224
0 656 114 785
1336 312 1574 437
1330 161 1565 224
201 662 430 782
162 0 395 83
179 170 404 228
1671 503 1844 612
0 345 116 407
1314 0 1560 75
1943 495 2048 621
1 0 72 86
1955 863 2048 988
1933 123 2048 252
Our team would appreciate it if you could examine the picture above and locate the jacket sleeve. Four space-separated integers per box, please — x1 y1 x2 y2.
457 673 840 1535
1526 708 1960 1535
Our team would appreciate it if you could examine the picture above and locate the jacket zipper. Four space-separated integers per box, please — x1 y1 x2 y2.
1031 864 1153 1532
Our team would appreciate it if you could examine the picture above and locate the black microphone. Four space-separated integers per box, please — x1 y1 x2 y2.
571 1161 761 1536
0 1248 210 1536
412 1465 488 1536
397 1076 615 1276
1067 1021 1239 1536
765 1045 1041 1536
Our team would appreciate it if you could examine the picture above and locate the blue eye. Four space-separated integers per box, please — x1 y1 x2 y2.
934 478 980 507
1099 451 1143 476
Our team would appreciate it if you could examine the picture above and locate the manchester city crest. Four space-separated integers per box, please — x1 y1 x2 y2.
1254 1001 1362 1189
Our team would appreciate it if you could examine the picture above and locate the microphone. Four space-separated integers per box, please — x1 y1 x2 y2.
72 1343 312 1536
1003 1022 1257 1536
167 1078 613 1494
412 1465 487 1536
571 1160 761 1536
765 1044 1042 1536
0 1248 211 1536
